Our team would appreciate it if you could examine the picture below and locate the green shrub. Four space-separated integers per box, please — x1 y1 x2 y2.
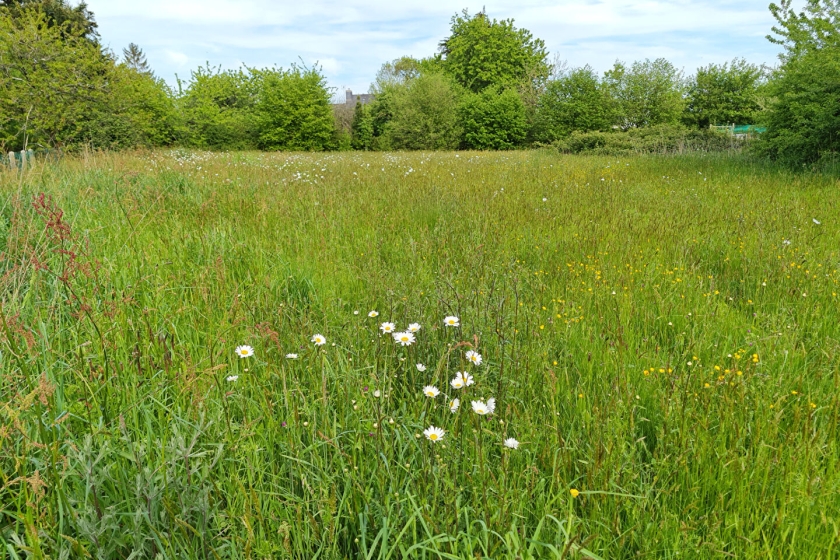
554 124 741 155
459 87 527 149
533 66 614 142
384 73 462 150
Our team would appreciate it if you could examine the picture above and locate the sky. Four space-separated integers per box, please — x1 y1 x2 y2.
84 0 783 98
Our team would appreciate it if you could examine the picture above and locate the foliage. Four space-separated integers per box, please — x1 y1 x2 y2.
0 0 98 41
767 0 840 60
176 65 258 150
1 150 839 558
438 9 550 93
384 72 462 150
252 65 335 151
755 46 840 165
350 102 374 150
371 56 439 93
459 87 527 149
122 42 151 74
533 66 615 142
553 124 741 155
683 59 765 128
603 58 686 129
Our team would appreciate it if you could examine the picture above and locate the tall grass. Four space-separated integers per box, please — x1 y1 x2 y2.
0 149 838 559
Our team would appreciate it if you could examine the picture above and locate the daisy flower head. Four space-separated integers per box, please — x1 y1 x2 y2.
423 425 445 442
450 371 474 390
471 398 495 415
503 437 519 449
368 310 379 318
380 322 396 334
450 376 464 389
443 316 460 327
235 345 254 358
408 322 422 333
465 350 482 366
449 398 460 413
393 331 415 346
285 353 298 359
416 363 427 372
311 334 326 346
423 385 440 398
226 375 239 382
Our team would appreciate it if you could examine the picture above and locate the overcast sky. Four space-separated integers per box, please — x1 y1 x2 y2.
85 0 783 97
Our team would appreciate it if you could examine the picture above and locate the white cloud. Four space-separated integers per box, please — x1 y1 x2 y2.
165 50 190 67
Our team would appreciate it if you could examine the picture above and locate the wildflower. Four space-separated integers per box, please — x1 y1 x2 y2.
471 398 494 415
570 488 580 498
226 375 239 382
465 350 482 366
423 385 440 398
311 334 326 346
423 426 445 442
813 218 821 225
368 310 379 317
407 322 422 333
449 398 460 413
443 316 460 327
380 322 396 334
416 363 427 372
353 310 359 315
451 371 474 389
393 331 415 346
285 353 298 359
235 345 254 358
373 390 381 398
503 438 519 449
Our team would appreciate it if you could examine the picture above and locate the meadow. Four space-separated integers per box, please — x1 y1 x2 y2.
0 149 838 559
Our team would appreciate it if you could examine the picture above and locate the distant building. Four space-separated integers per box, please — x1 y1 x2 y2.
345 89 375 106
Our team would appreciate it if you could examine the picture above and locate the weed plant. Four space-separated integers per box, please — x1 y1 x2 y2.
0 150 838 559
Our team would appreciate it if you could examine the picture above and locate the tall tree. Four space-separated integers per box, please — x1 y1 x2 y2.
603 58 686 129
0 0 98 41
767 0 840 60
438 9 550 93
534 66 615 141
123 42 151 74
683 59 765 128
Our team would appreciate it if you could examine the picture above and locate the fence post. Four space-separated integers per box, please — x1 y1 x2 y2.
7 152 15 171
20 149 27 171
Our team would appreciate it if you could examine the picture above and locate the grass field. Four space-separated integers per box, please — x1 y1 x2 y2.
1 149 839 559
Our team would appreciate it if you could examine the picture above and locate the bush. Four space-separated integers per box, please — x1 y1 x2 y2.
385 73 462 150
533 66 614 142
554 124 741 155
459 87 527 149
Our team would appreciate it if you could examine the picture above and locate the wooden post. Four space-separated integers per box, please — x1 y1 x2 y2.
7 152 15 171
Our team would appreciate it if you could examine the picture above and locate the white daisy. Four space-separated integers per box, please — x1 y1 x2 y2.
449 398 460 413
450 376 465 389
380 322 396 334
423 385 440 398
285 353 298 359
416 363 427 372
226 375 239 382
393 331 415 346
465 350 482 366
471 398 495 415
368 310 379 317
443 316 460 327
504 438 519 449
451 371 474 389
311 334 326 346
423 425 445 442
235 345 254 358
408 323 422 333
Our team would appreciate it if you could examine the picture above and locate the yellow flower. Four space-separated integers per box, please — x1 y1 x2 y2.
570 488 580 498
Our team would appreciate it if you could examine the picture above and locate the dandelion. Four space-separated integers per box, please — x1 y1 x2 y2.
451 371 474 389
416 363 427 372
423 426 445 442
471 398 494 415
368 310 379 317
235 345 254 358
449 398 460 413
380 322 396 334
423 385 440 398
226 375 239 382
407 322 422 333
311 334 326 346
393 331 415 346
465 350 482 366
285 353 298 359
503 437 519 449
443 316 460 327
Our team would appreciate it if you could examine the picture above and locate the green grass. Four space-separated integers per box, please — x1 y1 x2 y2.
1 149 839 559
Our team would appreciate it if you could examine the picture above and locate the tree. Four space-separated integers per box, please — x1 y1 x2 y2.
0 0 98 41
603 58 686 129
384 72 462 150
350 101 373 150
438 9 550 93
767 0 840 60
459 87 527 149
684 59 765 128
252 65 335 151
534 66 614 141
123 42 151 74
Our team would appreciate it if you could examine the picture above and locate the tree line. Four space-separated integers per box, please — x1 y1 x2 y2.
1 0 838 166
